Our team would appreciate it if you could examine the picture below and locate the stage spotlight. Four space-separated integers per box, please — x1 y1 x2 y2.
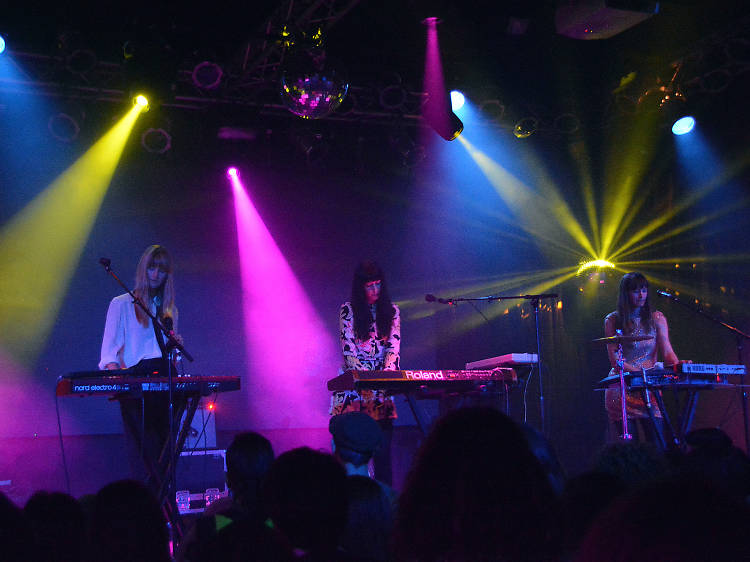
227 167 239 178
577 259 615 275
450 90 465 111
672 116 695 135
0 35 6 55
133 94 150 111
426 110 464 141
140 127 171 154
513 116 538 139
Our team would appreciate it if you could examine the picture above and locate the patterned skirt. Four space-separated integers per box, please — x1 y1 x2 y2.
329 389 397 421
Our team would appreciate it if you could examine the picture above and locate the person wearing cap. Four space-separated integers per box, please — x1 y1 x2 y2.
330 261 401 485
329 412 397 506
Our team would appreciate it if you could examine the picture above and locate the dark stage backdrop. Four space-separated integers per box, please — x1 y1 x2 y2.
1 107 749 485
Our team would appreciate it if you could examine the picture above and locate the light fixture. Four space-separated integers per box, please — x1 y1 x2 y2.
577 259 615 275
379 84 408 110
133 94 150 111
226 167 239 178
192 61 223 90
141 127 171 154
450 90 465 111
553 112 580 134
48 112 81 143
0 35 5 55
424 108 463 141
513 116 538 139
478 99 505 122
672 116 695 135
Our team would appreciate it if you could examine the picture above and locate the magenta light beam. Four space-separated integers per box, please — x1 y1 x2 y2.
229 172 338 429
422 18 462 140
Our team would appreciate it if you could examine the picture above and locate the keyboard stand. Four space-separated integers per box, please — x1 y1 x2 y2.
645 386 702 451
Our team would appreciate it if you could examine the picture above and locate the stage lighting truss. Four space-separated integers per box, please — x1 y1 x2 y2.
192 61 224 90
48 112 81 143
478 99 506 122
141 127 172 154
65 49 98 75
379 84 408 110
553 112 580 134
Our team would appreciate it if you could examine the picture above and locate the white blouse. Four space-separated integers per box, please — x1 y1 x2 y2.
98 293 170 369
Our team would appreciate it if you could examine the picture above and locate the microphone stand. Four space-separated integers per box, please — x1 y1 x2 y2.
427 292 558 434
99 258 194 534
657 290 750 453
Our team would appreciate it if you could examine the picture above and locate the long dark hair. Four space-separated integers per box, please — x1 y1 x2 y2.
616 272 653 334
393 408 560 561
350 261 396 341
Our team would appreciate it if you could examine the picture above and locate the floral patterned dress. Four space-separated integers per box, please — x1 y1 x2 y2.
330 301 400 420
604 311 663 420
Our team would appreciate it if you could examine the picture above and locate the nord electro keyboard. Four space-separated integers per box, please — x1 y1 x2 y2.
596 363 745 390
465 353 538 370
56 374 241 397
327 368 517 392
596 363 745 452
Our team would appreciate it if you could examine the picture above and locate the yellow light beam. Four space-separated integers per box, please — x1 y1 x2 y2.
568 134 601 255
0 104 144 365
458 136 598 259
611 198 750 261
445 270 576 338
616 253 750 267
600 112 662 256
400 266 577 322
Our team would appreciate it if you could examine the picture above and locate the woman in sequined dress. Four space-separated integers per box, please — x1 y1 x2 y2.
603 272 683 443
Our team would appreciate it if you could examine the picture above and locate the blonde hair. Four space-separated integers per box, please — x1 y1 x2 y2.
133 245 177 328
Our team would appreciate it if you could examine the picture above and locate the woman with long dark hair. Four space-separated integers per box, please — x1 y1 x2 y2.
603 272 684 443
330 261 400 484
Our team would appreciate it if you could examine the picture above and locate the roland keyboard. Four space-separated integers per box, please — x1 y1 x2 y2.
56 373 241 397
327 368 517 393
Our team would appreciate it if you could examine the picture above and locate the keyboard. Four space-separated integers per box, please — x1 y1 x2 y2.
465 353 538 370
327 368 517 392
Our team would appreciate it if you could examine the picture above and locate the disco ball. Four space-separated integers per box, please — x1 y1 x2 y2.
281 49 349 119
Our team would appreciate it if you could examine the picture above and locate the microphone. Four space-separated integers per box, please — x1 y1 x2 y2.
99 257 111 270
425 294 452 304
530 293 558 299
656 289 674 298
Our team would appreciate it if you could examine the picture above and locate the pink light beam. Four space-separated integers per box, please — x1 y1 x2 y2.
229 171 338 429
